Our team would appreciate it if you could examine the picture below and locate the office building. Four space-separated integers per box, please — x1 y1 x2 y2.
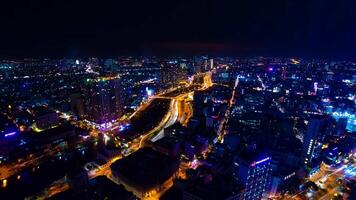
234 154 272 200
303 116 326 165
84 77 124 126
193 90 207 118
31 106 59 130
209 58 214 70
160 64 176 86
70 93 85 118
160 62 188 87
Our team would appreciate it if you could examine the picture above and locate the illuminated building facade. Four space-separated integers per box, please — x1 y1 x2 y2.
0 114 19 162
0 114 18 144
84 77 124 125
160 64 176 86
209 58 214 70
178 62 188 82
303 117 325 165
160 61 188 87
234 155 272 200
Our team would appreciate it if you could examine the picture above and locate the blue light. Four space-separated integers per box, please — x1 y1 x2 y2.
119 123 130 132
344 166 356 177
251 157 271 166
146 87 154 96
4 132 16 137
331 111 355 132
19 139 26 146
255 157 271 165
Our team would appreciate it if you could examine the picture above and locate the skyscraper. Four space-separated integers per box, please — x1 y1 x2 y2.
70 93 85 118
160 64 175 86
209 58 214 70
204 59 208 71
83 77 124 126
303 116 326 165
192 90 207 118
160 61 188 87
178 62 188 83
234 154 272 200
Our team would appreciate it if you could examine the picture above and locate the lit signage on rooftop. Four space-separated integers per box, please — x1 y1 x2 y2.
4 131 16 137
251 157 271 167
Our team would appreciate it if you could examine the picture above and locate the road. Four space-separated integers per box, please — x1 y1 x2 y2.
151 99 179 142
134 72 212 147
216 75 239 142
0 137 89 181
280 161 355 200
94 72 212 200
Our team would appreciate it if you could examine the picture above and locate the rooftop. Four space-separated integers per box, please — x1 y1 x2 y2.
110 147 179 192
50 175 134 200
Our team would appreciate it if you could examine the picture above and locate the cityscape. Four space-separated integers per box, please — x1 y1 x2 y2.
0 1 355 200
0 57 354 200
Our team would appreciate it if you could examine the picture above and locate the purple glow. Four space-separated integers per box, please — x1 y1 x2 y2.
268 67 273 71
5 132 16 137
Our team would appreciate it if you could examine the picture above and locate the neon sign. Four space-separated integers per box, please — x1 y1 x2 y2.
256 157 271 164
4 132 16 137
251 157 271 167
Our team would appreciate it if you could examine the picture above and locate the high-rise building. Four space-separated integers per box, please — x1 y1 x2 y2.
303 116 326 165
178 62 188 82
281 66 286 80
83 77 124 126
234 154 272 200
70 93 85 118
160 64 175 86
103 58 118 72
204 59 208 71
209 58 214 70
192 90 207 118
194 63 202 73
335 118 348 136
160 62 187 87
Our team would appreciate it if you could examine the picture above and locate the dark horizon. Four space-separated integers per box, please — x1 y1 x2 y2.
1 0 355 60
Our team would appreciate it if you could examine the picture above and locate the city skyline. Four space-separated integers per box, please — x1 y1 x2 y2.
0 1 355 200
0 57 355 200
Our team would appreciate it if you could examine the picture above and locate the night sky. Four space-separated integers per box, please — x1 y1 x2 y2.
0 0 355 59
